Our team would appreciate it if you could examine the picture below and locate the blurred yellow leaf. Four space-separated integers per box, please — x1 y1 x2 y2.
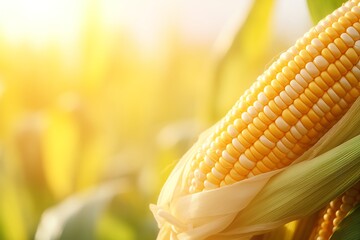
81 0 111 93
212 0 276 118
43 109 80 199
0 180 27 240
76 138 107 190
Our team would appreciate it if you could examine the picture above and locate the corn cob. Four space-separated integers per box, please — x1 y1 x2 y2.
188 0 360 193
310 182 360 240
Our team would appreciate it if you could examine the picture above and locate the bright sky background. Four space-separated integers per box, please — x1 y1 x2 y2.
0 0 312 50
0 0 84 45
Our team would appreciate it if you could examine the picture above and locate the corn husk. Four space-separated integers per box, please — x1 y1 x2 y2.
150 95 360 240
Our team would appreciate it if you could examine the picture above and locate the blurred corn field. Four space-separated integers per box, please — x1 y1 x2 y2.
0 0 324 239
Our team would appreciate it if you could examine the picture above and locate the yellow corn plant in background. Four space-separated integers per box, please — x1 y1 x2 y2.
152 0 360 239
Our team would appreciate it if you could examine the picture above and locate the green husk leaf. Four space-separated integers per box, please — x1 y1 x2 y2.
330 204 360 240
306 0 346 24
212 134 360 238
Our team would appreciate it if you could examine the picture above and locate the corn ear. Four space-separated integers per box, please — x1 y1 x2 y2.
188 0 360 194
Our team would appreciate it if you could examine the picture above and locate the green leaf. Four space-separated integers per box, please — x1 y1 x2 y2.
35 180 129 240
307 0 347 24
330 204 360 240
